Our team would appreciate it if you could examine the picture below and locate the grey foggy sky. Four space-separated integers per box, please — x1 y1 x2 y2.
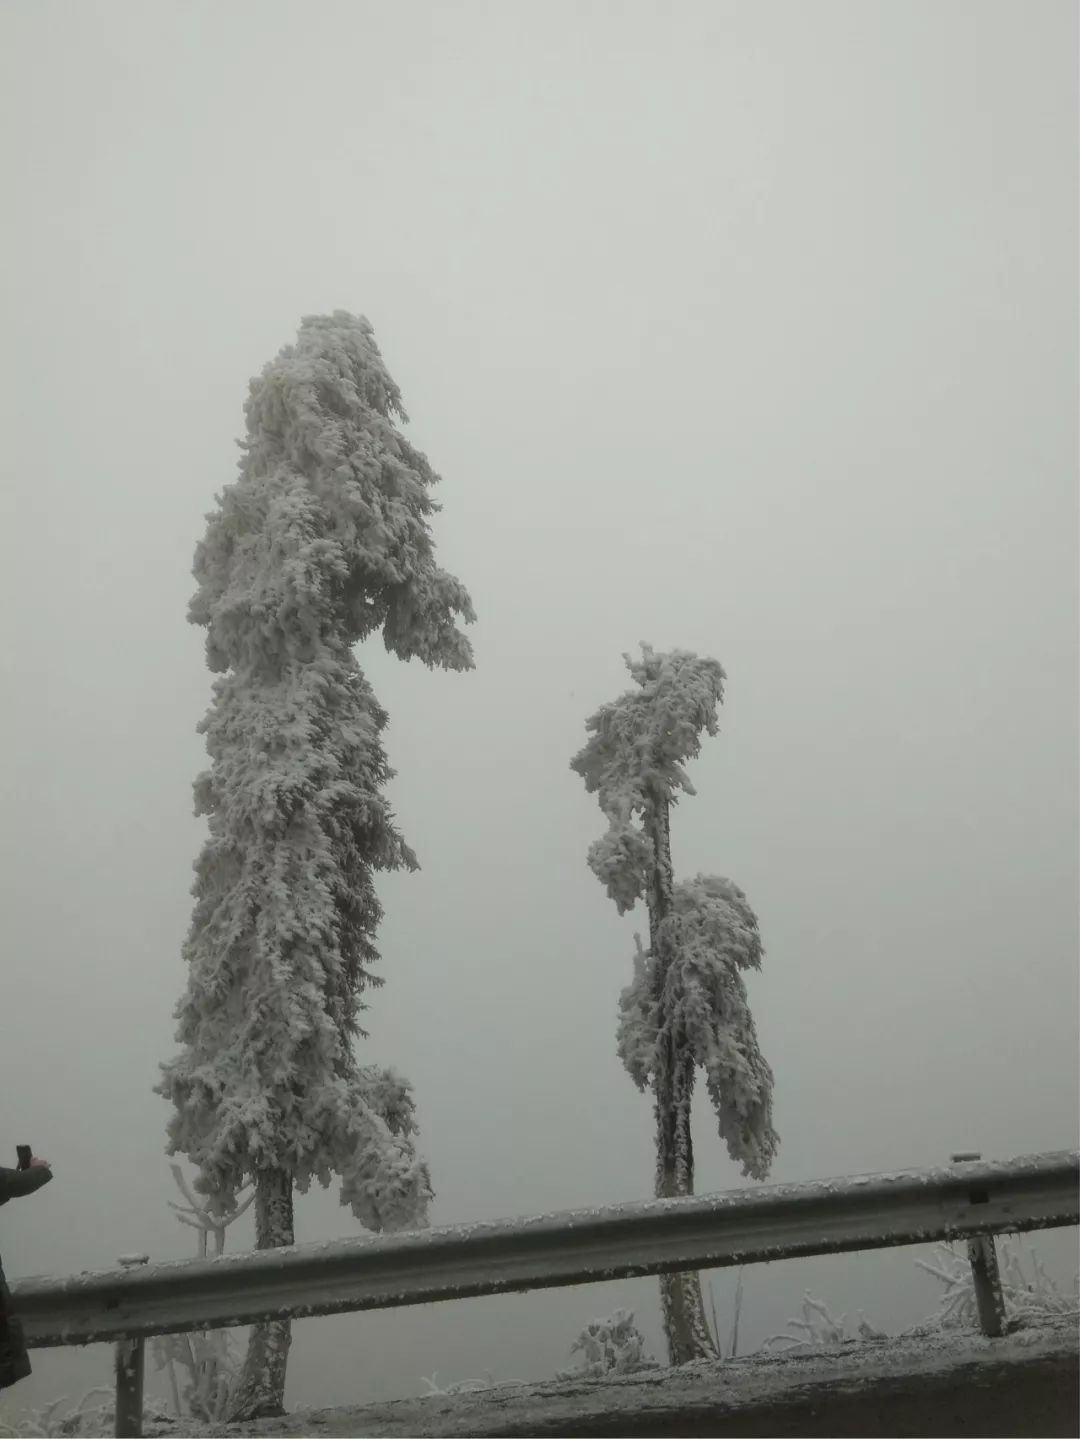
2 0 1077 1419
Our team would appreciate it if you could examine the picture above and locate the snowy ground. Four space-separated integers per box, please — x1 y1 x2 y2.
143 1315 1079 1438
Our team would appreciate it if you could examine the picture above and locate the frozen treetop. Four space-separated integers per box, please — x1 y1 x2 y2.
570 644 726 914
572 644 726 804
190 310 475 675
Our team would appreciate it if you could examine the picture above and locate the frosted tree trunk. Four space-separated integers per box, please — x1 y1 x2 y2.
227 1169 294 1421
645 788 719 1367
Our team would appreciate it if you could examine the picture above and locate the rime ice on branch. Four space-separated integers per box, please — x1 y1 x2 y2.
156 312 474 1418
618 873 778 1183
572 644 777 1365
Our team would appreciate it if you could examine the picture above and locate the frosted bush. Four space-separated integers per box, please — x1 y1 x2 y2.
558 1309 660 1379
912 1238 1080 1332
0 1392 173 1438
151 1326 240 1424
418 1371 527 1398
761 1237 1077 1357
419 1372 495 1397
144 1164 248 1422
763 1293 885 1352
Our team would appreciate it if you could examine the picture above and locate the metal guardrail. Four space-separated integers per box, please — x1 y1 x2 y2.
11 1149 1079 1435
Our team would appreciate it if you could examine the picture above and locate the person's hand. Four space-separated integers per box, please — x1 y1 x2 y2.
29 1156 50 1169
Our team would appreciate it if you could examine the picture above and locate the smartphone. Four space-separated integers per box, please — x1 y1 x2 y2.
16 1145 32 1170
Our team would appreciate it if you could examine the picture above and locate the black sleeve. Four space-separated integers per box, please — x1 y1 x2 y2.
0 1165 53 1205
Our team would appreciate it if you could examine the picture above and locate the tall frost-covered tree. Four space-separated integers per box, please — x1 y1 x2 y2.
571 645 777 1366
156 312 474 1420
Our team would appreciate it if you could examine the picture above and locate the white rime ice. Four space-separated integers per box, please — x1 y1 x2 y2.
571 644 777 1365
617 874 776 1182
155 312 474 1415
572 645 776 1181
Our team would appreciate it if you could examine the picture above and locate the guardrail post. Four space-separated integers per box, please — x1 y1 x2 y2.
114 1255 149 1438
951 1154 1006 1337
967 1234 1006 1336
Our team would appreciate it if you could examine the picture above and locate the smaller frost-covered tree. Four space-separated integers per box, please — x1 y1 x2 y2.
571 644 778 1366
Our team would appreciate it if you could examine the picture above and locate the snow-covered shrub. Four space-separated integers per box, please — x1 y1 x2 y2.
763 1293 885 1352
0 1391 173 1438
557 1309 660 1379
150 1327 239 1425
760 1237 1077 1357
417 1370 529 1399
913 1238 1080 1331
148 1164 247 1422
418 1372 495 1397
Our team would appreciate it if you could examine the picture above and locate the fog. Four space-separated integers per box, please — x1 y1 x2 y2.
2 0 1077 1423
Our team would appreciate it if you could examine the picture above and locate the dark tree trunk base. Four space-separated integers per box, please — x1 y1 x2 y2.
228 1170 295 1423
